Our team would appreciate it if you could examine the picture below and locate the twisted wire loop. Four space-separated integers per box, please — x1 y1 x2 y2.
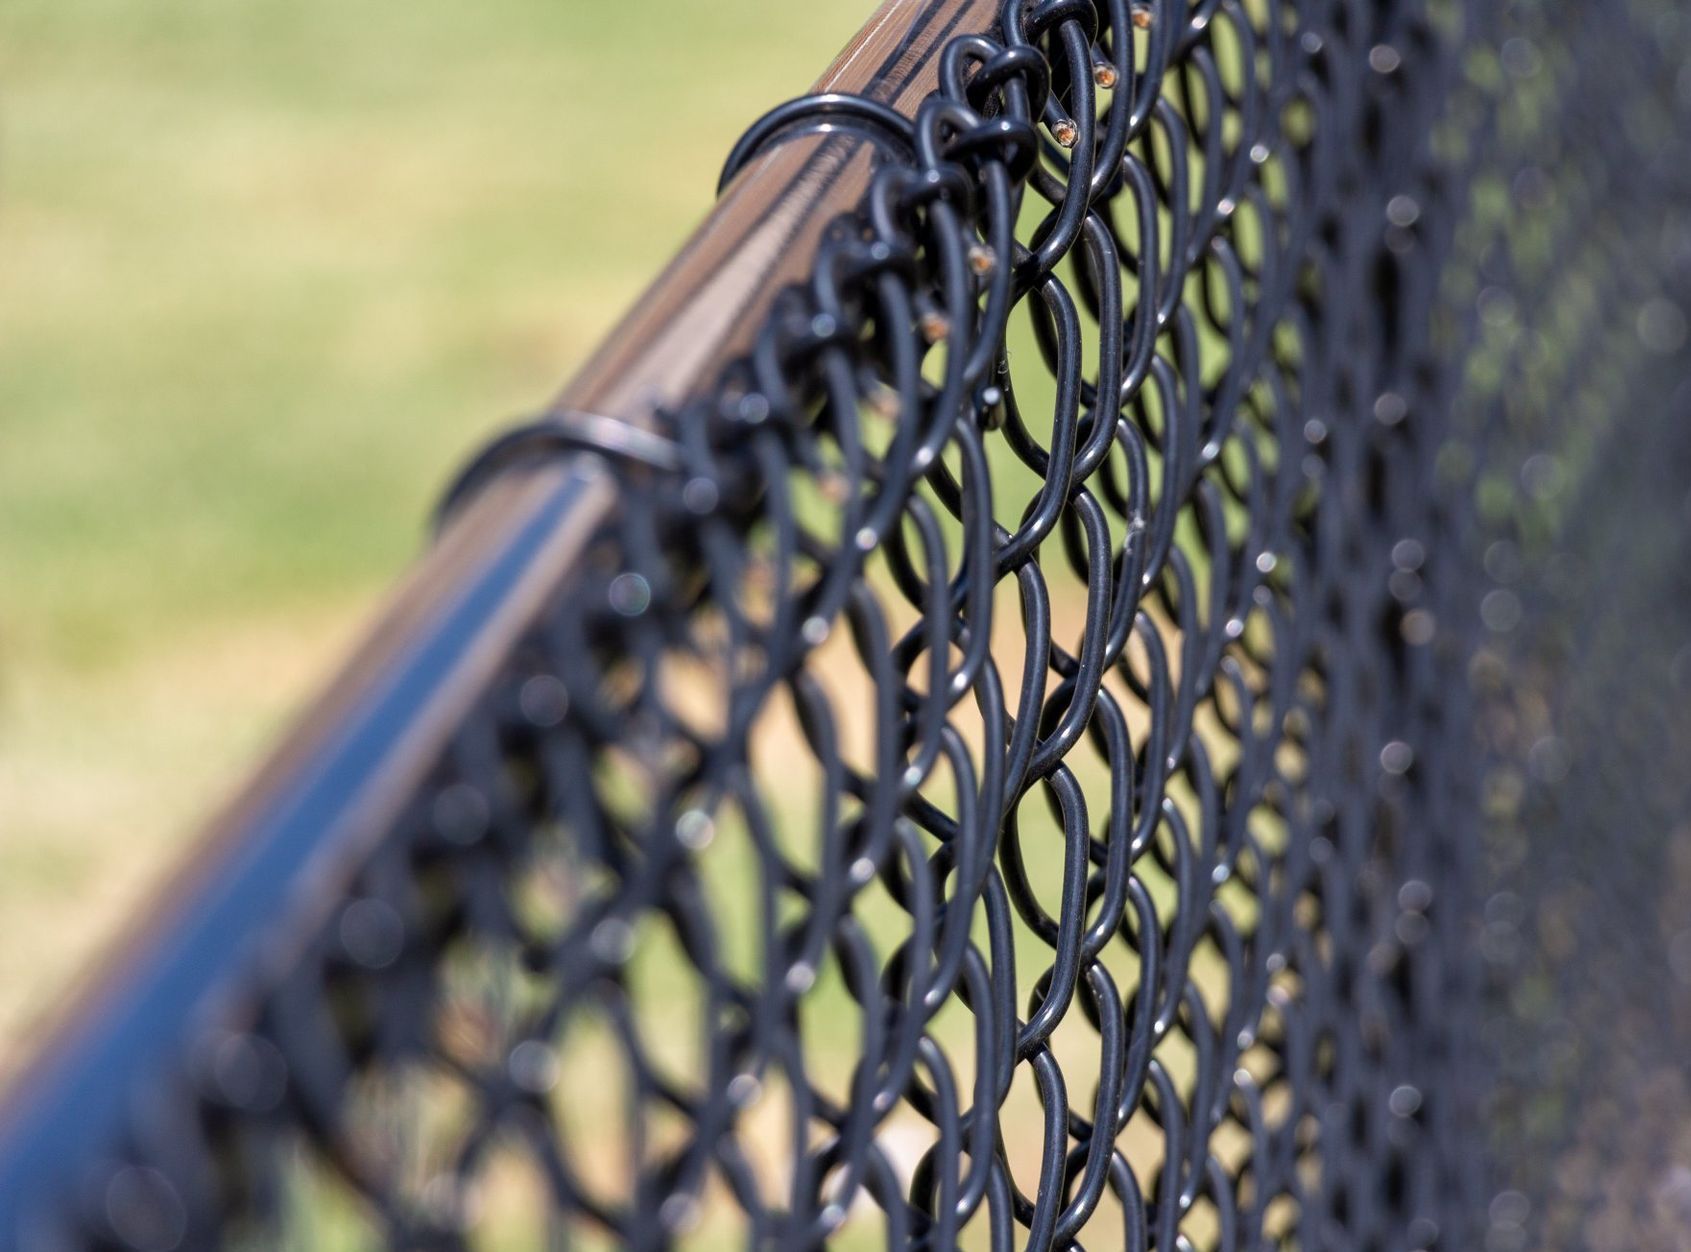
17 0 1689 1249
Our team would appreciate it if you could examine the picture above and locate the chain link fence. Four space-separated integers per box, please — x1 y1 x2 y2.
2 1 1688 1248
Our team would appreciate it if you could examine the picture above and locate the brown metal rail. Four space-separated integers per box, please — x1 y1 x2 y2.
0 0 1002 1195
203 0 1001 905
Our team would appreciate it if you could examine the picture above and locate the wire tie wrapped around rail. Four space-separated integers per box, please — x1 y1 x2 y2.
434 408 687 530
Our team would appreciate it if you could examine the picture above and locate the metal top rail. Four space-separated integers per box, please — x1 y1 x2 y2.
0 0 1000 1221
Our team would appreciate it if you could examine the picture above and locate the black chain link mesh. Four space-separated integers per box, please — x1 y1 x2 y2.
8 1 1691 1249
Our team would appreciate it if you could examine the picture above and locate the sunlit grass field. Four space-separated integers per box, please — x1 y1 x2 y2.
0 0 871 1074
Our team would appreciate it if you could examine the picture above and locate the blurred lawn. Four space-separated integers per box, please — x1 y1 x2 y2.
0 0 869 1074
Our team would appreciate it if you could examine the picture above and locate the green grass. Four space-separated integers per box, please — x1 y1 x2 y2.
0 0 869 1070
